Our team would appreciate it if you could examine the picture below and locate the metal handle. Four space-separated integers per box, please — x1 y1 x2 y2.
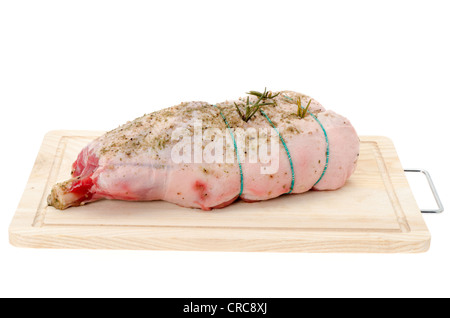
404 169 444 213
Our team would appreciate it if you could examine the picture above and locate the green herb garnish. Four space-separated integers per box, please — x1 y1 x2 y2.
246 88 280 101
234 87 279 122
297 97 311 118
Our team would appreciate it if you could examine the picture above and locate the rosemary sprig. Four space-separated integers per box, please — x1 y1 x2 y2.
297 97 311 119
234 87 279 122
246 88 280 101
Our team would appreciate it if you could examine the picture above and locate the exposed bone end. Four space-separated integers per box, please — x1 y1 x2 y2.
47 179 86 210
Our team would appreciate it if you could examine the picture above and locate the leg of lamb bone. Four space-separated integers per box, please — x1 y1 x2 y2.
47 90 360 210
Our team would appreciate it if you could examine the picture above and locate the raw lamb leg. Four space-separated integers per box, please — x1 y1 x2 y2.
47 90 360 211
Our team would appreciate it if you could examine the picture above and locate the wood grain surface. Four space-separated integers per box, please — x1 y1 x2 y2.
8 131 430 252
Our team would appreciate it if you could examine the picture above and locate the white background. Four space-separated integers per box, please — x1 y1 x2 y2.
1 0 449 298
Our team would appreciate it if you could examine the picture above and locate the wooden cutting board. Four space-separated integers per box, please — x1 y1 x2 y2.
9 131 430 253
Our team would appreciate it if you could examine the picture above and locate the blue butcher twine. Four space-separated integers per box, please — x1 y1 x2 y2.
282 94 330 185
212 104 244 197
259 109 295 194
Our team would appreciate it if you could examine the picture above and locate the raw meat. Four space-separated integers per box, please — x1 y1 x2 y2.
47 90 360 211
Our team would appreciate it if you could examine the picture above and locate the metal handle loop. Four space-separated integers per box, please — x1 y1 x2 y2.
404 169 444 213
